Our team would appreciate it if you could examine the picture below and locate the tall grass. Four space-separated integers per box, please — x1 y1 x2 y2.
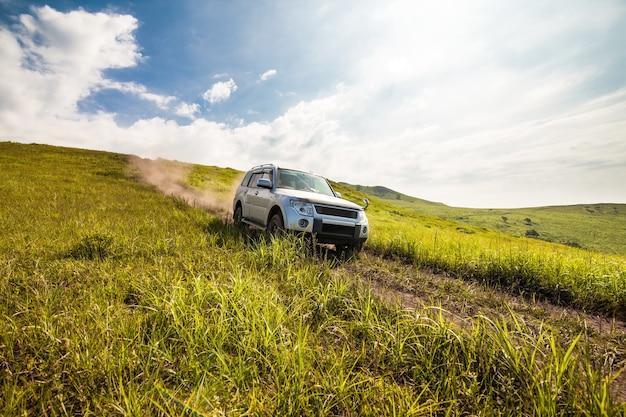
356 201 626 319
4 231 622 415
332 184 626 317
1 143 625 415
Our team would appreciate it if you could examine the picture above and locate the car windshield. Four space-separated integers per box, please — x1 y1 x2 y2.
277 168 336 197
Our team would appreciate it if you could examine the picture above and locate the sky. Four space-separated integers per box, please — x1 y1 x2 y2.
1 0 625 208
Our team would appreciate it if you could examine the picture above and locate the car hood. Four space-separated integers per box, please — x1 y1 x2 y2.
276 189 364 210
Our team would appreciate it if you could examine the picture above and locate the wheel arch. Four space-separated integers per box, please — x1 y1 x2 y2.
267 205 284 225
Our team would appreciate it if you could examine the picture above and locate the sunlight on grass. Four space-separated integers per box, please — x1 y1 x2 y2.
1 142 625 415
329 182 626 318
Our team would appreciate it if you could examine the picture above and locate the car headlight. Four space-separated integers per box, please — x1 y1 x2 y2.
291 200 314 217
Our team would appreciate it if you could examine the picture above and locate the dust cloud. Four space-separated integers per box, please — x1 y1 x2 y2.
129 156 236 222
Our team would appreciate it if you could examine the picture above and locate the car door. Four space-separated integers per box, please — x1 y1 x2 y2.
247 169 274 225
240 171 259 220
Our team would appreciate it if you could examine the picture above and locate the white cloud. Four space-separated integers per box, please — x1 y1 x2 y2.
202 79 238 105
17 5 142 71
259 69 277 81
175 102 200 119
0 5 143 119
98 80 176 109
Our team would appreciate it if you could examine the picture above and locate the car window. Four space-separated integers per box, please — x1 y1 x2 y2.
278 171 297 189
261 169 273 181
248 169 273 188
277 168 335 196
249 172 262 188
241 171 252 187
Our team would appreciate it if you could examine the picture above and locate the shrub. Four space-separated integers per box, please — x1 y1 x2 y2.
67 233 114 260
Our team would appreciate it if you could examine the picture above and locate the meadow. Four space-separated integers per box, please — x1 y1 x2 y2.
1 142 625 416
347 189 626 320
350 185 626 255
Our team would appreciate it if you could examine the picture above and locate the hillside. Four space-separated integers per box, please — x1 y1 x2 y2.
1 142 625 415
346 184 626 255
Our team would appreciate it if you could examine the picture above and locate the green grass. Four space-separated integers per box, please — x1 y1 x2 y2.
331 182 626 318
187 164 243 197
1 142 625 415
348 184 626 255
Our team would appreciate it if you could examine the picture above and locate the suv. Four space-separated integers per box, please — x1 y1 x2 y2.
233 164 369 253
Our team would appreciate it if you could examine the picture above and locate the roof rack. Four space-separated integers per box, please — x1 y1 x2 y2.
250 163 277 170
248 164 322 177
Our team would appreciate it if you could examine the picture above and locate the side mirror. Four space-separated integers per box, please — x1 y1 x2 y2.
334 191 342 198
362 198 369 210
257 178 272 189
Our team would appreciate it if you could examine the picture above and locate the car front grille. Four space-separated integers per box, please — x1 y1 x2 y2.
312 219 359 239
314 205 358 219
320 223 356 237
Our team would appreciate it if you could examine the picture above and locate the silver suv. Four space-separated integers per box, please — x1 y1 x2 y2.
233 164 369 253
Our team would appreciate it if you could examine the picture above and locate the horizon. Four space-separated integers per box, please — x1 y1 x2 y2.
6 140 624 210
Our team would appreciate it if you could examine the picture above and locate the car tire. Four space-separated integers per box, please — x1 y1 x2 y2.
233 205 243 227
340 242 362 260
267 213 284 235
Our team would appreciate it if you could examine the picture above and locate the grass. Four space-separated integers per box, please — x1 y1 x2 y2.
187 164 243 198
1 142 625 415
347 184 626 255
331 183 626 319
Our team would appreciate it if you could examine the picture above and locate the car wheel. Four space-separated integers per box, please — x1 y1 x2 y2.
233 205 243 227
267 213 284 235
340 242 362 260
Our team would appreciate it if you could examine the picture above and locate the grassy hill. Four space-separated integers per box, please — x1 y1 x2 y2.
1 142 625 415
346 184 626 255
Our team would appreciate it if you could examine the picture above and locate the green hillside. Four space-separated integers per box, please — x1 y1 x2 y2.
1 142 625 415
347 184 626 255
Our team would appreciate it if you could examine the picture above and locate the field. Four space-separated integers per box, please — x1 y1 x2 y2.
1 142 625 416
349 185 626 255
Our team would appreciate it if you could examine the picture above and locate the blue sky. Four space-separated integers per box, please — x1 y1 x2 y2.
1 0 625 207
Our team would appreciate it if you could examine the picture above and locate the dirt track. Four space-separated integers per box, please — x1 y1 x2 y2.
337 250 626 401
343 250 626 334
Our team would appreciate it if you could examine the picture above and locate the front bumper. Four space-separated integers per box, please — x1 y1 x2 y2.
312 218 368 244
284 208 368 245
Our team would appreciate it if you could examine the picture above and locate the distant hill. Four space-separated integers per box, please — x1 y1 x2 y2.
340 184 446 207
342 184 626 255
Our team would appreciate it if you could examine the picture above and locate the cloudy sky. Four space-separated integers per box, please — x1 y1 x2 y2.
1 0 625 208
